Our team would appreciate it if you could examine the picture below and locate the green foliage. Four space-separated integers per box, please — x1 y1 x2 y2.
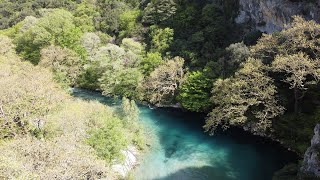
177 71 212 112
0 42 66 139
121 38 145 55
272 53 319 114
39 45 83 86
142 0 177 25
81 32 102 56
274 112 319 155
95 0 131 34
14 9 86 64
87 116 128 163
119 9 143 38
0 99 127 179
0 37 144 178
251 16 320 63
73 1 97 32
144 57 185 105
150 25 174 53
0 0 77 30
120 97 145 149
219 42 250 77
205 59 284 134
168 1 241 67
248 18 320 153
80 42 144 97
100 67 144 99
140 52 163 75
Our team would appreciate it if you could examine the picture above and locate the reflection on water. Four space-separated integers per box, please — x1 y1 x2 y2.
71 88 296 180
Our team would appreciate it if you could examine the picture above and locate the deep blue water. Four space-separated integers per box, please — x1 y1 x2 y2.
72 89 296 180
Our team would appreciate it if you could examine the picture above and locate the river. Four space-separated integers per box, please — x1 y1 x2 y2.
72 88 297 180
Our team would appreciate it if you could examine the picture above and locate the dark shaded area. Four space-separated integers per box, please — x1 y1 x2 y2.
153 166 235 180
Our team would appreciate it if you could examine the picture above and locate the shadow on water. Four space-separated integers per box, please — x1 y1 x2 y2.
153 166 235 180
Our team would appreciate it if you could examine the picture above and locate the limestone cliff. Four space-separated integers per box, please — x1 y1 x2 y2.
236 0 320 33
300 124 320 178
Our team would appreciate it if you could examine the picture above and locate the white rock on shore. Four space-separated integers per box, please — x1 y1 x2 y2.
112 146 139 178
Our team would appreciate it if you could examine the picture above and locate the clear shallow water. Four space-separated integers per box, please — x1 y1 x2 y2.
72 89 296 180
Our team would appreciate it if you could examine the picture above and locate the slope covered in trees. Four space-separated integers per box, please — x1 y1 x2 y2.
0 35 144 179
0 0 320 179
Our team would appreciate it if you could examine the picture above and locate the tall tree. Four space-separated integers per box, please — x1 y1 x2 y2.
272 53 320 114
205 58 284 134
15 9 85 64
251 16 320 64
142 0 177 25
39 45 83 86
149 25 174 54
144 56 184 105
177 71 213 112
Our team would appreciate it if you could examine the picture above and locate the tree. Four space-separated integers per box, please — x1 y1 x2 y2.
100 67 144 99
140 52 163 75
87 116 128 163
250 16 320 115
121 38 144 56
119 9 143 38
142 0 177 25
272 53 319 114
121 97 140 122
150 25 174 53
79 44 128 89
0 0 77 30
177 71 213 112
95 0 130 34
219 42 249 77
144 56 184 105
73 1 97 32
251 16 320 64
81 32 101 57
0 46 66 139
39 45 83 86
120 97 145 148
15 9 85 64
204 58 284 134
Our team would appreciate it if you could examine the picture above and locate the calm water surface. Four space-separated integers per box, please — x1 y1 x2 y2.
72 89 296 180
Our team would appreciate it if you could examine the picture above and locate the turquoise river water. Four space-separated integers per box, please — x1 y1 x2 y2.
72 89 296 180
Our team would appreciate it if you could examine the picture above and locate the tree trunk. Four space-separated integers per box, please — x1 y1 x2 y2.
294 87 299 115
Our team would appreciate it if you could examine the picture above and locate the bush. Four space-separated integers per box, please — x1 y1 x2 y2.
87 116 128 163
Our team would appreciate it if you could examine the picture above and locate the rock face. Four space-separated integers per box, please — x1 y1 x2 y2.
112 146 139 178
236 0 320 33
300 124 320 177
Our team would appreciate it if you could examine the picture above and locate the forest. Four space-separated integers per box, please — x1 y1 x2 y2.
0 0 320 179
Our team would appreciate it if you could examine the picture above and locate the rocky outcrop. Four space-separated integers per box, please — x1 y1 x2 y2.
112 146 139 178
300 124 320 178
236 0 320 33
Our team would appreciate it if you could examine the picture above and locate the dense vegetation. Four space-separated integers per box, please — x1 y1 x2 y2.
0 0 320 179
0 35 144 178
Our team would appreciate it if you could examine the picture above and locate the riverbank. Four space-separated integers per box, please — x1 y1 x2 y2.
72 88 299 180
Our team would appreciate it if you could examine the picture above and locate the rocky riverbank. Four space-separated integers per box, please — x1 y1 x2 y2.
300 124 320 178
